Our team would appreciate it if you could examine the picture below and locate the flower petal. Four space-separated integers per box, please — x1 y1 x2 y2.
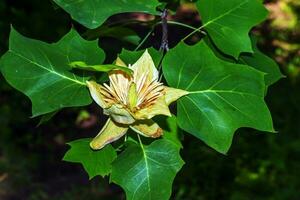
130 49 159 84
90 118 128 150
130 119 163 138
134 96 171 120
164 87 189 105
86 81 109 109
115 57 127 67
104 105 135 125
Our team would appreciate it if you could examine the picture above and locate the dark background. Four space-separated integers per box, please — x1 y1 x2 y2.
0 0 299 199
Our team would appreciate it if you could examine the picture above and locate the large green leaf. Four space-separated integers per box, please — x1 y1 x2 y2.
239 36 284 87
111 139 184 200
63 138 117 179
0 28 105 116
196 0 268 58
53 0 159 29
163 42 275 154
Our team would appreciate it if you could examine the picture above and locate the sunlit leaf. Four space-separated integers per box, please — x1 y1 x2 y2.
163 42 275 154
0 28 105 116
196 0 268 58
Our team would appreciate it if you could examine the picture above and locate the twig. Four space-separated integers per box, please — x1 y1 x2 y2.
159 9 169 52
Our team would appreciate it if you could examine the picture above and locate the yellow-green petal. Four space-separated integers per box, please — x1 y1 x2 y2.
86 81 109 109
134 96 171 120
115 57 127 67
130 49 158 83
104 104 136 125
130 119 163 138
164 87 189 105
90 118 128 150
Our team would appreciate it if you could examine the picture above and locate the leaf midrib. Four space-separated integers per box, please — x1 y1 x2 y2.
188 89 260 98
203 0 249 28
9 50 86 86
183 90 258 131
139 143 151 200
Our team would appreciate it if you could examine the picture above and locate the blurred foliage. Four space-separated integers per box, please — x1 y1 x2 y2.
263 0 300 82
0 0 299 199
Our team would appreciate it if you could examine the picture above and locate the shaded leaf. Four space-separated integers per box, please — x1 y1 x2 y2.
63 138 117 179
163 42 275 154
0 28 105 116
119 48 162 67
155 115 183 149
204 36 283 89
196 0 268 58
84 26 140 43
111 139 184 200
239 36 284 87
203 36 236 63
53 0 159 29
37 111 59 126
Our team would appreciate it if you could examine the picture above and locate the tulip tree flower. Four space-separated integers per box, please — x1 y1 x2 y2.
87 50 189 150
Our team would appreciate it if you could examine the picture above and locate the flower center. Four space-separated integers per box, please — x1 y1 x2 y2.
100 70 164 112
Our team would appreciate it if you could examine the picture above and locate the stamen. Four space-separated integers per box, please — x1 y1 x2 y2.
137 79 156 102
103 83 119 101
137 81 164 106
100 64 164 111
110 77 122 99
136 72 149 93
144 90 164 102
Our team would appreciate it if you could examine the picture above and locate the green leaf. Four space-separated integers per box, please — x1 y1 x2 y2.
239 36 284 87
63 138 117 179
204 36 283 89
69 61 133 75
53 0 159 29
196 0 268 58
163 42 275 154
119 48 162 67
0 28 105 116
111 139 184 200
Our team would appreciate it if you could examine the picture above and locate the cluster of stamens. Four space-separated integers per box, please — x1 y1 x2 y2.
99 69 164 112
